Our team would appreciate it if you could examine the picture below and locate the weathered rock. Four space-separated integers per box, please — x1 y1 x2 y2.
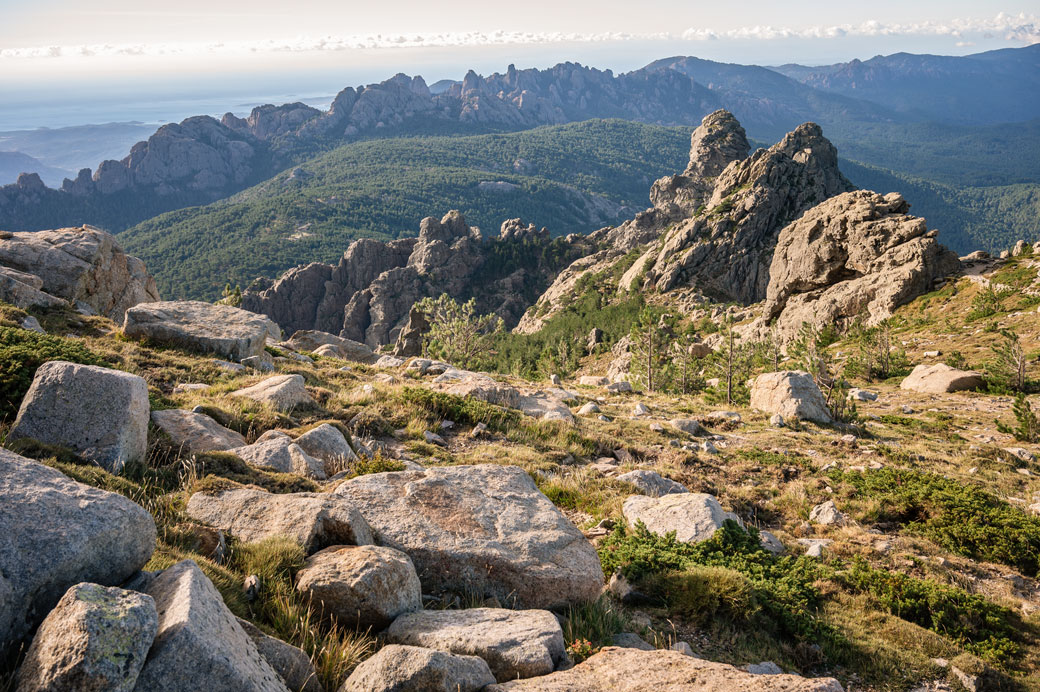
617 470 689 497
623 492 742 544
230 436 326 480
295 545 421 631
484 647 845 691
151 409 247 454
847 388 877 402
8 361 149 473
431 370 574 423
750 371 833 424
340 644 495 692
284 331 378 363
0 265 66 310
15 583 157 692
236 617 321 692
231 374 315 411
0 449 156 655
578 402 601 415
809 501 847 526
669 418 705 436
293 423 359 474
611 633 656 651
124 300 278 361
334 465 603 608
760 191 961 343
185 488 373 554
385 608 566 682
0 226 159 320
759 531 785 555
899 363 984 394
135 560 288 691
579 375 610 387
392 305 430 358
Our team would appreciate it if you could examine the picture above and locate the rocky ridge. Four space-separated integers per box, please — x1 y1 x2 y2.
241 212 579 346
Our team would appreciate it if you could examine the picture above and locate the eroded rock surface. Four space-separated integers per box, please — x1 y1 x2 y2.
124 300 279 360
333 465 604 608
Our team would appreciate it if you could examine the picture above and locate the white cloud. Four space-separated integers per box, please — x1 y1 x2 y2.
681 12 1040 44
1 12 1037 61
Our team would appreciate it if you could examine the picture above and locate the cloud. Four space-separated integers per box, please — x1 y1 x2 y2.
680 12 1040 44
1 12 1037 61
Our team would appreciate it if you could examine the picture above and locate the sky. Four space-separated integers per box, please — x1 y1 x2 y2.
1 0 1039 129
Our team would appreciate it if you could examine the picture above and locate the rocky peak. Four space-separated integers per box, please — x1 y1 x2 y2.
643 116 853 303
500 218 550 241
650 109 749 217
685 109 750 179
755 189 962 342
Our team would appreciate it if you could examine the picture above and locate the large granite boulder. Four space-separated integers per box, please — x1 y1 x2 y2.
0 226 159 320
230 434 326 480
16 583 158 692
750 371 833 425
230 374 315 412
185 488 373 553
340 644 495 692
761 191 962 343
623 493 742 544
0 265 66 310
333 465 603 608
485 647 845 691
151 409 247 454
385 608 566 682
134 560 289 691
293 423 358 474
8 361 149 473
123 300 279 361
295 545 422 631
0 449 156 655
900 363 984 394
283 331 378 363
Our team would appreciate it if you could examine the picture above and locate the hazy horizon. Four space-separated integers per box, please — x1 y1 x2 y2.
2 1 1038 130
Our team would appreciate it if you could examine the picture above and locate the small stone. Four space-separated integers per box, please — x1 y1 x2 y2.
578 402 601 415
809 500 847 526
670 641 695 656
747 661 783 675
20 315 44 333
616 469 688 497
770 413 785 427
670 418 705 436
424 430 448 447
700 440 719 454
607 381 633 393
231 374 315 411
632 403 650 416
550 374 562 386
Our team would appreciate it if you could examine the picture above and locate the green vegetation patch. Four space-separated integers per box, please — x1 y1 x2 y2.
0 326 105 419
836 468 1040 576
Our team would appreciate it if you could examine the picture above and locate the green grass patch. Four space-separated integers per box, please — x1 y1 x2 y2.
0 326 105 419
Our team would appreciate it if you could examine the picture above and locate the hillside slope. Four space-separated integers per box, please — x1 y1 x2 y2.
120 120 692 300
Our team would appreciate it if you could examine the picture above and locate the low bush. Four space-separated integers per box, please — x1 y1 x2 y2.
0 326 104 418
836 468 1040 575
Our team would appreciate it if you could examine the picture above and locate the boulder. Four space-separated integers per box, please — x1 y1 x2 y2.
750 371 833 425
8 361 149 473
809 501 847 526
333 465 603 608
236 617 321 692
0 449 156 654
385 608 566 682
340 644 495 692
579 376 609 387
484 647 845 691
134 560 289 691
431 370 574 423
295 545 421 631
185 488 373 553
669 418 705 436
151 409 247 454
285 331 378 363
0 226 159 320
623 493 742 544
231 374 315 411
761 191 961 344
616 470 688 497
0 266 66 310
123 300 278 361
230 436 326 480
15 583 158 692
900 364 984 394
294 424 359 474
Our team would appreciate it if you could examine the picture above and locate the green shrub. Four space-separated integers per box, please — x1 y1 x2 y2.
997 393 1040 442
0 326 104 418
836 468 1040 575
599 522 832 644
839 558 1020 663
644 566 755 623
